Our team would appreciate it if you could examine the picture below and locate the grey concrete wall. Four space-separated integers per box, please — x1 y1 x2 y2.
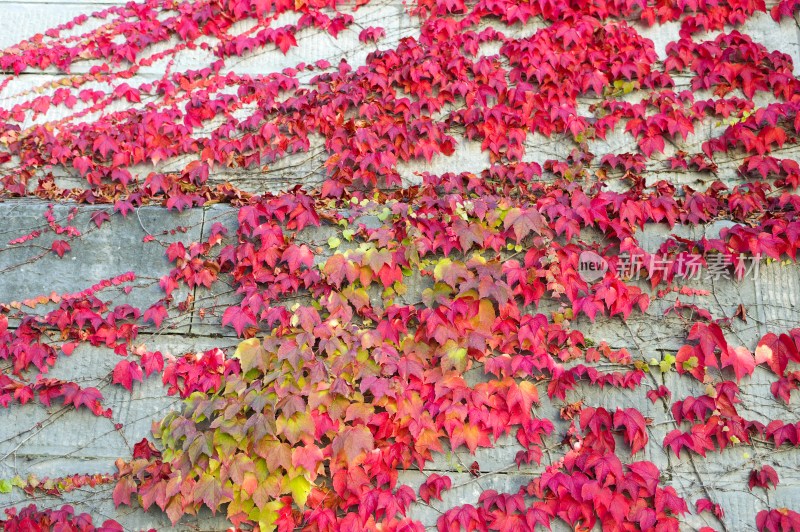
1 1 800 531
4 202 800 531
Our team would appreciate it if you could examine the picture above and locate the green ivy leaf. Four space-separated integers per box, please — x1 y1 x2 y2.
682 356 699 371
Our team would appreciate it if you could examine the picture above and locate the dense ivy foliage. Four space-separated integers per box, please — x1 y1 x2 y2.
2 0 800 530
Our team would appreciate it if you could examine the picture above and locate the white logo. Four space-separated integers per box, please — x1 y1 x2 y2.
578 251 608 282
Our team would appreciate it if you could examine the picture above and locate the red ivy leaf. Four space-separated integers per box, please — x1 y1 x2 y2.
358 27 385 43
143 303 168 328
140 351 164 377
51 240 71 258
756 333 800 376
771 375 799 403
112 360 143 391
663 429 692 458
331 425 374 463
419 473 452 504
71 386 106 416
721 345 756 381
655 485 688 516
113 476 137 507
503 207 546 242
646 385 672 403
765 420 799 447
613 408 648 455
166 242 186 263
696 498 725 519
222 305 257 337
273 29 297 54
61 342 78 356
756 508 800 532
749 465 780 490
132 438 161 460
91 211 110 228
639 134 665 157
113 83 140 103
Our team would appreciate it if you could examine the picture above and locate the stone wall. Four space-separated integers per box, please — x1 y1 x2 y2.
0 1 800 530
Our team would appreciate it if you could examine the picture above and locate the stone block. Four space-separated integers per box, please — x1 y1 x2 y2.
0 201 202 334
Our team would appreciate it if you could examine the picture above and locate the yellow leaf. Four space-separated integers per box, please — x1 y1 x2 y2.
474 299 496 334
755 344 772 365
441 340 468 372
256 500 284 532
394 281 407 296
518 380 539 407
682 356 699 371
433 258 452 282
287 474 311 507
235 338 261 363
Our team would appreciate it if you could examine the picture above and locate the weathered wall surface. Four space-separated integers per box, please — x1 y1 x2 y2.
0 1 800 531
